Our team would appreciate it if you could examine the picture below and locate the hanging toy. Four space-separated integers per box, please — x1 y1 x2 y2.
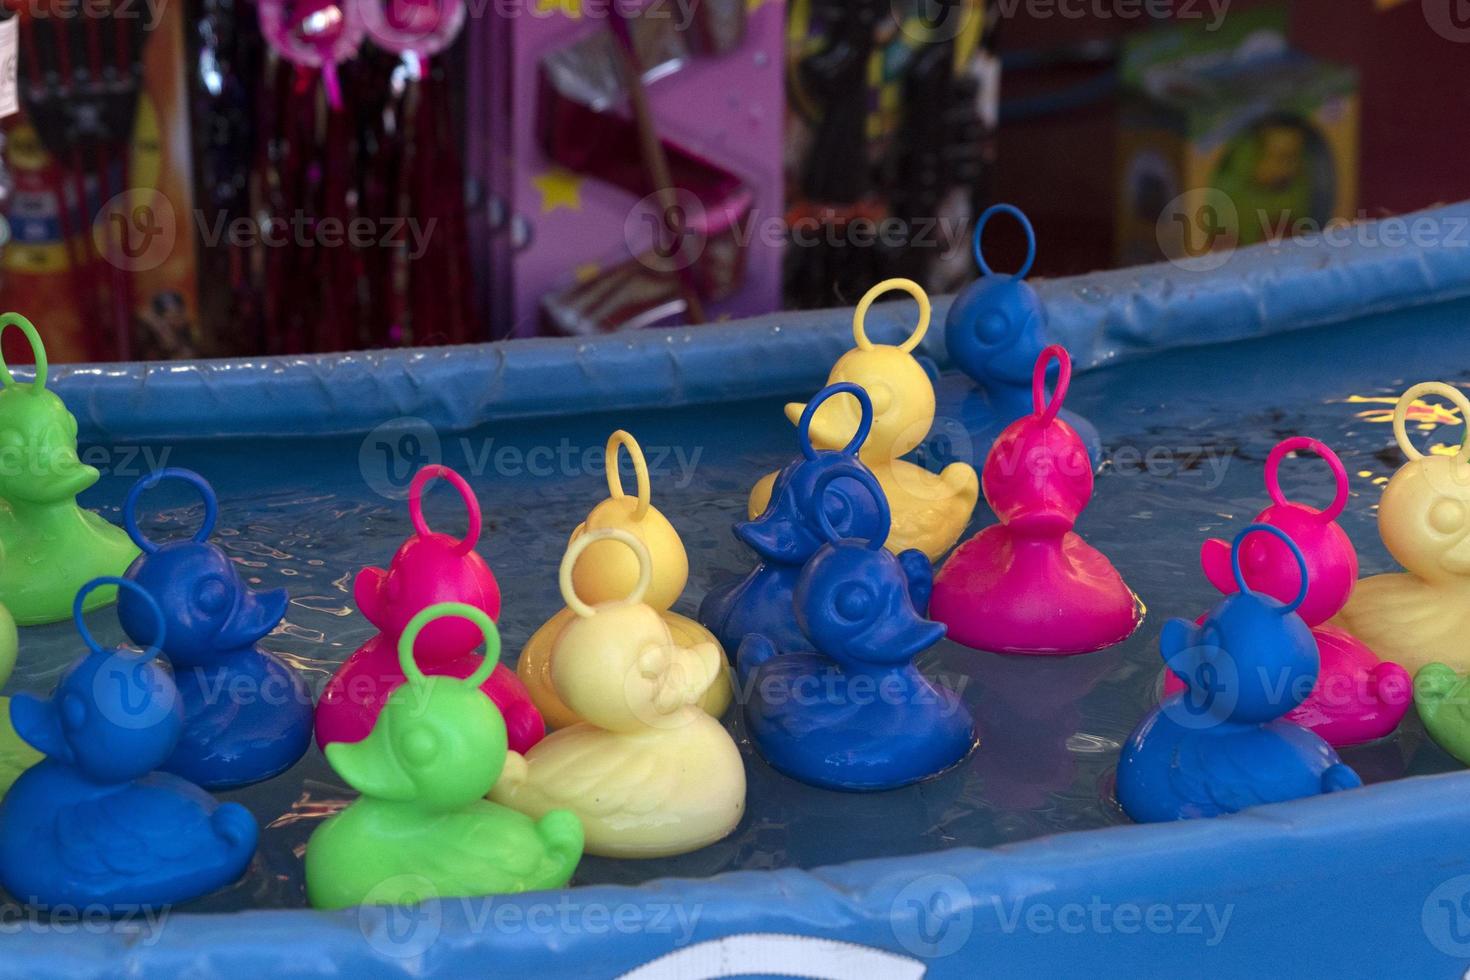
739 468 975 791
1117 525 1362 823
258 0 366 109
1162 438 1410 746
0 314 139 625
928 204 1101 471
315 466 544 753
307 603 583 910
119 469 314 789
0 601 40 794
701 382 933 659
0 579 259 910
354 0 465 63
930 345 1141 654
520 431 731 729
747 279 979 561
1335 382 1470 673
492 530 745 859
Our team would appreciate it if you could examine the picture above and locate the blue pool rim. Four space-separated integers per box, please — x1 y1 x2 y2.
10 203 1470 977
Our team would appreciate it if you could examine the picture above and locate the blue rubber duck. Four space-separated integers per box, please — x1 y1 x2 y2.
699 382 932 659
0 578 259 911
738 467 975 792
918 205 1101 472
1116 525 1363 823
117 469 311 790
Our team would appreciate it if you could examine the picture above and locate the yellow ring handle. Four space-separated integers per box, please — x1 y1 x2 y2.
560 528 652 618
852 278 931 354
1393 382 1470 465
605 430 651 521
0 313 48 391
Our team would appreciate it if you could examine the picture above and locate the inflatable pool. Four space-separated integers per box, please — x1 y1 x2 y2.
7 203 1470 977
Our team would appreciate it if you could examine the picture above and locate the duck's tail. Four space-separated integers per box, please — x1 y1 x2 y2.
1321 763 1363 794
212 802 261 855
736 633 779 685
1414 662 1462 713
536 808 586 880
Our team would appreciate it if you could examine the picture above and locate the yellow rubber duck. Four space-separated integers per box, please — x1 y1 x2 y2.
518 431 731 729
0 600 41 794
748 279 978 561
1334 382 1470 673
492 529 746 858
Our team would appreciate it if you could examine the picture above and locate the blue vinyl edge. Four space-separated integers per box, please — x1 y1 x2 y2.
25 201 1470 444
12 770 1470 977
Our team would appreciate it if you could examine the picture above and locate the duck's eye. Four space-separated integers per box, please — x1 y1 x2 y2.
834 582 873 622
1430 498 1467 535
195 576 231 615
975 311 1011 345
400 727 438 767
865 383 893 416
822 489 853 535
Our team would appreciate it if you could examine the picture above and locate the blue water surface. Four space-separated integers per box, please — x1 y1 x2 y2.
4 300 1469 913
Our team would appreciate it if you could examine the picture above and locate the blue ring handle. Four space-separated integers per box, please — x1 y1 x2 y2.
73 577 166 662
809 463 890 551
1231 523 1309 615
973 204 1037 280
798 382 874 461
124 468 219 555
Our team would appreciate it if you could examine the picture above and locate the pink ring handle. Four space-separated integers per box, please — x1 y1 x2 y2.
1031 344 1071 423
1265 437 1348 523
409 465 481 555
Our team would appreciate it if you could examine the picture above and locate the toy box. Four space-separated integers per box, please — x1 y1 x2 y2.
1115 6 1358 268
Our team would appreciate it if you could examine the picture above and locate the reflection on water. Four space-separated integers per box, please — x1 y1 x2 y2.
3 310 1469 912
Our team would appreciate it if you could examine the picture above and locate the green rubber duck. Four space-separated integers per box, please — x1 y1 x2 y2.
306 603 584 911
0 599 41 794
1416 663 1470 765
0 314 139 626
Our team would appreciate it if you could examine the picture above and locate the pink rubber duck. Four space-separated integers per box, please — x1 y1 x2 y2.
930 345 1141 654
315 466 544 752
1163 437 1411 745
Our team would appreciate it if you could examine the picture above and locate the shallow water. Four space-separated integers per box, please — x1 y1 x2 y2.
4 304 1469 912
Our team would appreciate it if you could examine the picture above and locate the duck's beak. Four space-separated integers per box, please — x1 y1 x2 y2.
1199 538 1235 596
27 448 98 502
658 641 722 712
354 566 389 627
865 612 947 664
784 395 862 452
9 692 71 762
324 727 417 801
218 583 288 649
735 510 802 562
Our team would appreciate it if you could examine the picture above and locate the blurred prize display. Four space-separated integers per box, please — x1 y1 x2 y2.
784 0 997 309
0 0 199 364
